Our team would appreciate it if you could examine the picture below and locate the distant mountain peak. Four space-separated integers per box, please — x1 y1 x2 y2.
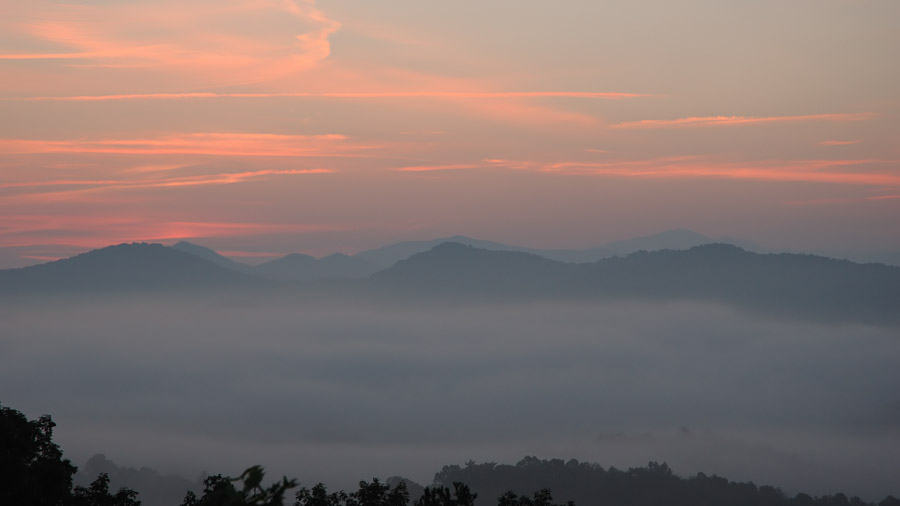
0 241 256 293
254 250 380 281
171 240 255 274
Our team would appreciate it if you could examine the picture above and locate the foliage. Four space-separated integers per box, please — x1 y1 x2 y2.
4 402 899 506
497 489 572 506
415 482 477 506
71 473 141 506
435 456 898 506
1 402 76 506
294 478 408 506
180 465 298 506
0 402 141 506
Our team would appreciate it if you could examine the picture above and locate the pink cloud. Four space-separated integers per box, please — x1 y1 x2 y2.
0 215 346 249
391 163 476 172
0 168 333 195
0 0 341 88
0 133 358 157
21 255 65 261
8 91 646 102
541 157 900 187
612 113 875 129
819 140 862 146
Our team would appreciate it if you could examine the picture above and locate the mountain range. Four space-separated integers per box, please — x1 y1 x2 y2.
371 242 900 324
352 229 762 266
160 229 741 282
1 235 898 325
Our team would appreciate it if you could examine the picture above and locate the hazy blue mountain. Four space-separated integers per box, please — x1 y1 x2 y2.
4 239 896 324
354 235 536 267
254 252 380 281
541 229 761 262
371 242 900 324
370 242 576 296
171 241 257 274
0 242 257 293
602 229 711 254
353 229 761 266
255 252 318 278
817 249 900 268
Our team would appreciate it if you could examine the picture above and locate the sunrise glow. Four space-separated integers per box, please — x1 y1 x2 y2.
1 0 898 265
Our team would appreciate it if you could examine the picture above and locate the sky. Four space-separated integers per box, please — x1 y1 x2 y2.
1 0 899 267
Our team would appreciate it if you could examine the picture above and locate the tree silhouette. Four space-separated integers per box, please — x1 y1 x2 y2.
497 489 572 506
181 465 297 506
348 478 409 506
294 478 409 506
415 482 477 506
1 402 76 506
0 402 141 506
295 483 349 506
71 473 141 506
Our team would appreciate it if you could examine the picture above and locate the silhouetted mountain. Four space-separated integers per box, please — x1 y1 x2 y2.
354 235 536 268
816 249 900 268
0 242 257 293
352 229 761 266
370 242 576 297
371 242 900 324
255 252 318 278
603 229 707 254
171 241 257 274
254 252 380 281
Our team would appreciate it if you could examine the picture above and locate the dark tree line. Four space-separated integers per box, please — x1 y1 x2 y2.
3 403 899 506
434 457 900 506
0 402 139 506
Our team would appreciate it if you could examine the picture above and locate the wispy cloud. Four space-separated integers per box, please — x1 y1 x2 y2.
0 168 333 193
612 113 875 129
819 140 862 146
5 91 647 102
0 215 346 249
391 163 476 172
542 157 900 187
0 0 341 87
0 133 358 157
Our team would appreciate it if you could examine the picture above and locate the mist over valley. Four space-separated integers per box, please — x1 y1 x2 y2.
2 235 899 503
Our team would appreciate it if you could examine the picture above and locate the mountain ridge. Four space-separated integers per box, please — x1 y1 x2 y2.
2 240 898 326
371 242 900 324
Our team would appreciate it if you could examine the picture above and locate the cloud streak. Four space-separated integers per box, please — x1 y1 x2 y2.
0 0 341 88
0 215 345 249
391 163 476 172
819 140 862 146
4 91 648 102
541 157 900 187
613 113 875 129
0 133 359 158
0 169 332 196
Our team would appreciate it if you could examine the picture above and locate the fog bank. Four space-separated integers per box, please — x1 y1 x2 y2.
1 296 898 499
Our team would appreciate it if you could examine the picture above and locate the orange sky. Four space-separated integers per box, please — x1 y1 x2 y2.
1 0 898 267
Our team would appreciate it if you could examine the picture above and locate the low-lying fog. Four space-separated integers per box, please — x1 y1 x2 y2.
2 296 898 499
